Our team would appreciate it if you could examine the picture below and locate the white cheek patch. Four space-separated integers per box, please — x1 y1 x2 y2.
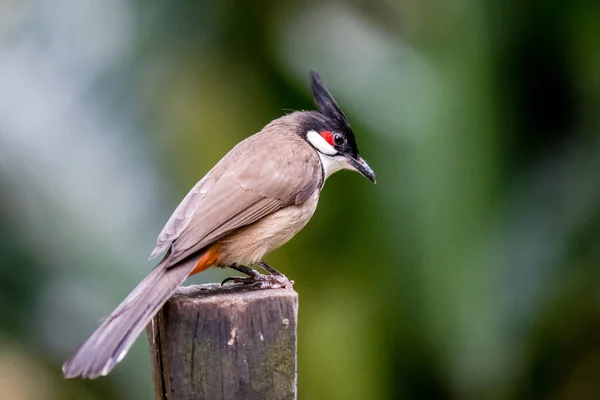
307 130 337 155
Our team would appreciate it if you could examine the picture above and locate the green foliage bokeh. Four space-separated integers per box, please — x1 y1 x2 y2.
0 1 599 399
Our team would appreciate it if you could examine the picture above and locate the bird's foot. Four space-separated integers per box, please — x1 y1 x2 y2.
221 272 294 290
222 262 294 289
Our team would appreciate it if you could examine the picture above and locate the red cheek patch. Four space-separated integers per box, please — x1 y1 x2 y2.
320 130 334 146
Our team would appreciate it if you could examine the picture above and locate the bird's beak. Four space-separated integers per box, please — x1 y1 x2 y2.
348 155 376 183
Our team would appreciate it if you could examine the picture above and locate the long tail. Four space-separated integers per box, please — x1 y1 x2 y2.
62 257 197 379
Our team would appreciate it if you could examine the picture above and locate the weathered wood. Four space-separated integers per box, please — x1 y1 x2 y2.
146 283 298 400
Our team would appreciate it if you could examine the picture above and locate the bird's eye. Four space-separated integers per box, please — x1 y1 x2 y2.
333 133 345 146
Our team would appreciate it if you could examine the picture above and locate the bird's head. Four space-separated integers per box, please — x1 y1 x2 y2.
297 70 376 183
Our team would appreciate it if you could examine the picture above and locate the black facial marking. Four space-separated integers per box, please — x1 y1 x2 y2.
308 70 359 158
296 112 356 157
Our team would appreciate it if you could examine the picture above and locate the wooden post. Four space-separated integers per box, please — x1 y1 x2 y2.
146 283 298 400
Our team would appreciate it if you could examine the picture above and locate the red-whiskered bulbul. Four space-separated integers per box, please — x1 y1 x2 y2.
62 70 376 379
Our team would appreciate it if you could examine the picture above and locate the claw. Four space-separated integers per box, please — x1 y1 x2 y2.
221 276 244 286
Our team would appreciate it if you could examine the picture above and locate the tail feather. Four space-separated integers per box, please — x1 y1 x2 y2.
62 257 197 379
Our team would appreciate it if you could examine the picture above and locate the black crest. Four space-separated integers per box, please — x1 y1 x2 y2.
310 70 350 130
309 70 358 155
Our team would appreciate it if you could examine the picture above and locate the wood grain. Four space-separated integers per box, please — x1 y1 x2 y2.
147 283 298 400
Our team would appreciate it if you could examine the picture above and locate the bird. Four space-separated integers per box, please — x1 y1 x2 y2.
62 70 376 379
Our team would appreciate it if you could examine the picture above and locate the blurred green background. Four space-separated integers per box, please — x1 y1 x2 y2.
1 0 599 399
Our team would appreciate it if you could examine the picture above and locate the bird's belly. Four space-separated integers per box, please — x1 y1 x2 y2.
216 191 319 266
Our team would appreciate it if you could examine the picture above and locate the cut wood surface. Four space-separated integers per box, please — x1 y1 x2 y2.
146 283 298 400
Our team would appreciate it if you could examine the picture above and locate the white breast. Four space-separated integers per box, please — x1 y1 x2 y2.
217 190 320 266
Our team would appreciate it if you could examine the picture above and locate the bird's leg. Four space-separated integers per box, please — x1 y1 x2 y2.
221 263 262 285
222 263 293 289
259 261 294 287
258 261 284 276
228 263 262 278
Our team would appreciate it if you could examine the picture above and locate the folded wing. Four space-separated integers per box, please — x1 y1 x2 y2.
150 132 323 268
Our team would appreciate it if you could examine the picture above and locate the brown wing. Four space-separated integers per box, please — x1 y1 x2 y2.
152 131 323 268
149 175 213 260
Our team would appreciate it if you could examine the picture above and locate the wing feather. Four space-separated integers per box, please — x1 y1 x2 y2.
149 176 213 259
153 130 323 268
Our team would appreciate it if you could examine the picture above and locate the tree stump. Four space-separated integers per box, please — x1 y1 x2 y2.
146 283 298 400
